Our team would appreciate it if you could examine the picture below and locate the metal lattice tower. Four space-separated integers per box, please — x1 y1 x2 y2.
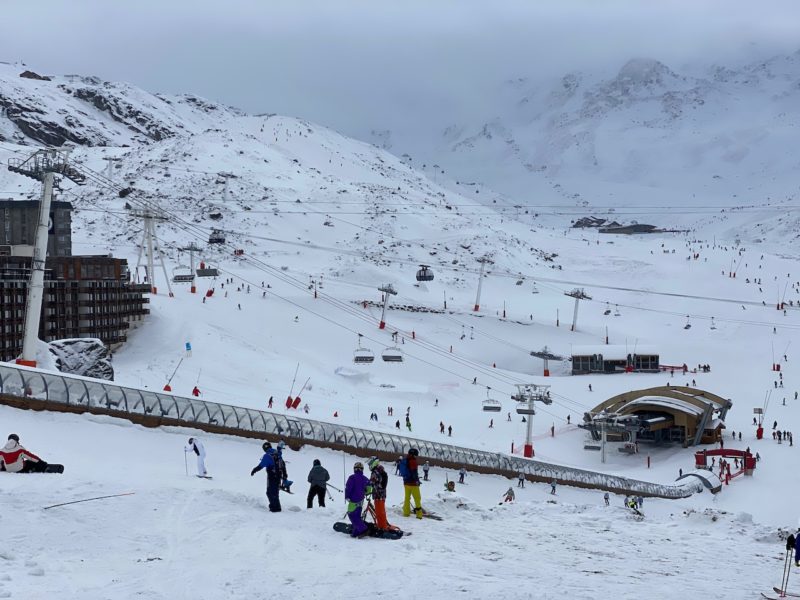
7 148 85 366
133 209 173 297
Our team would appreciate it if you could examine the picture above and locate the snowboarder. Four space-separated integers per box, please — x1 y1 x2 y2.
192 386 201 397
422 461 430 481
395 420 401 430
307 459 330 508
184 437 208 477
368 457 396 531
439 421 445 434
399 448 423 519
405 416 412 432
275 441 292 492
517 471 525 488
344 462 372 538
550 479 557 494
448 425 452 437
459 467 466 484
502 487 515 503
0 434 47 473
250 442 282 512
588 384 592 392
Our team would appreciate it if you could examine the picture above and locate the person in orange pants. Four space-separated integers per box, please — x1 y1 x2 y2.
400 448 423 519
368 457 398 530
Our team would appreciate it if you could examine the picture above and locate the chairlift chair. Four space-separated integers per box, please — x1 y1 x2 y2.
614 304 621 317
531 282 539 294
684 315 692 330
353 334 375 364
710 317 717 330
172 265 195 284
208 229 226 244
603 302 611 316
516 405 536 415
482 388 502 412
381 346 404 363
416 265 434 282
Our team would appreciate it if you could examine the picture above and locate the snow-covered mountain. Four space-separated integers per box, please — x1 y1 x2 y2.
365 51 800 245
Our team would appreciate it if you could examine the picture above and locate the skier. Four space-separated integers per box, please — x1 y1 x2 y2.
448 425 452 437
0 434 46 473
399 448 423 519
368 457 396 531
550 479 557 494
439 421 445 434
604 492 610 506
795 526 800 567
422 461 430 481
344 462 372 538
268 396 273 409
507 412 511 422
184 437 208 477
306 459 330 509
251 442 282 512
406 416 412 432
458 466 466 484
395 420 401 430
192 386 201 397
275 440 292 492
502 487 515 503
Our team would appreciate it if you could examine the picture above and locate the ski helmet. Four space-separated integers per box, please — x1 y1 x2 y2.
353 462 364 471
408 448 419 457
313 459 321 466
277 440 286 450
262 441 272 452
368 457 380 470
188 437 194 445
7 433 19 443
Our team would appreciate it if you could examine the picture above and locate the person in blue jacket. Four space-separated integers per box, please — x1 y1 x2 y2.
251 442 281 512
344 462 372 537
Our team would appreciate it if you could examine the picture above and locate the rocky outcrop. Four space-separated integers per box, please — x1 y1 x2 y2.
48 339 114 381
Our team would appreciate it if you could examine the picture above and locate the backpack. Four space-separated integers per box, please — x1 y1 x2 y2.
398 458 410 479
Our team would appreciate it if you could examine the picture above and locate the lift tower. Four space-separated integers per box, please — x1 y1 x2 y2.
7 148 86 367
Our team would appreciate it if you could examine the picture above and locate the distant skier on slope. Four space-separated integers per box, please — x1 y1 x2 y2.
502 487 515 503
251 442 281 512
0 434 47 473
184 437 208 477
344 462 372 538
399 448 423 519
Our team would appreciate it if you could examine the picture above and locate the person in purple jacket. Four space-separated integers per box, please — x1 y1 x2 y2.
345 462 372 538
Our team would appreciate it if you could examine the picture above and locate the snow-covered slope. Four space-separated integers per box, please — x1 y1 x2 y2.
0 404 783 600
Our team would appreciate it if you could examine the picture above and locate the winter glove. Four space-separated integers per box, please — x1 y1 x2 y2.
347 501 358 513
250 467 258 477
365 486 373 495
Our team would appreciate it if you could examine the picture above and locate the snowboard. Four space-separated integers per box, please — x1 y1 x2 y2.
333 522 405 540
44 464 64 474
196 475 213 479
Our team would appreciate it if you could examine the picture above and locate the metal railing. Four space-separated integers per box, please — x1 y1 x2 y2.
0 363 702 498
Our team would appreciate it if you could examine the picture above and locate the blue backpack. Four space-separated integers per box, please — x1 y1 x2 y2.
398 458 410 479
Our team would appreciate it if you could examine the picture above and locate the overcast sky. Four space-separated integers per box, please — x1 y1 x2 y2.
1 0 799 136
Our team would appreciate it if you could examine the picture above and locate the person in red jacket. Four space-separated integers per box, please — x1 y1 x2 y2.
0 434 46 473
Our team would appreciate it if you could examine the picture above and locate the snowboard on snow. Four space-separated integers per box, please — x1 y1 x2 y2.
196 475 213 479
333 522 405 540
44 464 64 474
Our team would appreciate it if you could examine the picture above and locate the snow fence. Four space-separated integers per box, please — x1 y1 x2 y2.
0 362 702 499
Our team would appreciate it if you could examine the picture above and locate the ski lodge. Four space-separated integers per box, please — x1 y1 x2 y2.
580 386 732 448
571 344 659 375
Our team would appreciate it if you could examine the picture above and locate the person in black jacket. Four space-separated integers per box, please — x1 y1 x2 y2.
251 442 281 512
307 459 330 508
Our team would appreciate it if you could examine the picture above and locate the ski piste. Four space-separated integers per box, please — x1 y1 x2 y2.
332 522 405 540
773 587 800 597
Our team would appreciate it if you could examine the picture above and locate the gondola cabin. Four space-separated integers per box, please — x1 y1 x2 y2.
416 265 434 282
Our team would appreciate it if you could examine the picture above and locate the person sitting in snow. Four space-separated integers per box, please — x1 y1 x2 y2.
0 434 46 473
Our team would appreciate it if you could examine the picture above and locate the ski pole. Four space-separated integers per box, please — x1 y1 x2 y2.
184 450 188 476
44 492 135 510
327 483 343 493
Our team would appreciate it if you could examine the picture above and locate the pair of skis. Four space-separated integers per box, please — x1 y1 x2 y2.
764 547 799 599
762 588 799 599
